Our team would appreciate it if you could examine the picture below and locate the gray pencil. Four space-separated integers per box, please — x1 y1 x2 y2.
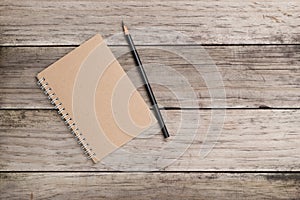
122 21 170 138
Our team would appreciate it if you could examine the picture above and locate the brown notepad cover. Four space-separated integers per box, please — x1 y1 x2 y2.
37 34 156 163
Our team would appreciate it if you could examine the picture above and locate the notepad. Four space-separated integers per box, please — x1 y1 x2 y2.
37 34 156 163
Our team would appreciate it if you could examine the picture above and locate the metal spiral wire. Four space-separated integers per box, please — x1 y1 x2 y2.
37 77 96 161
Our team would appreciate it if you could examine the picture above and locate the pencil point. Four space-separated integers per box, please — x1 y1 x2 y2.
122 21 129 35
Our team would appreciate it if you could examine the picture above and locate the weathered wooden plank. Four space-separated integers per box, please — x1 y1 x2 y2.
0 46 299 109
0 172 299 199
1 0 300 45
0 45 300 109
0 109 299 171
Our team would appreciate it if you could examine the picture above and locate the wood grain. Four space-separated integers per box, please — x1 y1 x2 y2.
0 109 299 171
1 45 299 109
1 0 300 46
0 172 299 199
1 0 300 197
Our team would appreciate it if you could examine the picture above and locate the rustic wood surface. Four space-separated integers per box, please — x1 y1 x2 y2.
1 173 299 200
1 0 300 45
1 46 299 109
1 109 300 171
0 0 299 199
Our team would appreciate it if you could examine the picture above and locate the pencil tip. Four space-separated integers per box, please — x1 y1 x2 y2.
122 21 129 35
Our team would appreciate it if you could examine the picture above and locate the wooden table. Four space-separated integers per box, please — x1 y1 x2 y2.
1 0 299 199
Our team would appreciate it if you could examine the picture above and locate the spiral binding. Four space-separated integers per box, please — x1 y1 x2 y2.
37 77 96 161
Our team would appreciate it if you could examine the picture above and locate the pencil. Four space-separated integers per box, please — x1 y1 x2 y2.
122 21 170 138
